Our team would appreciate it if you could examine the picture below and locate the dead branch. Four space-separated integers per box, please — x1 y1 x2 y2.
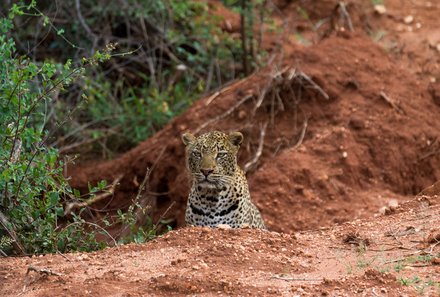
75 0 97 43
293 69 329 100
419 149 440 161
379 91 405 115
153 201 176 230
26 265 62 277
252 84 270 116
0 210 25 255
57 250 72 262
195 94 254 134
271 274 323 282
292 117 308 150
64 174 123 216
244 122 268 173
337 2 354 32
205 85 233 106
22 265 62 294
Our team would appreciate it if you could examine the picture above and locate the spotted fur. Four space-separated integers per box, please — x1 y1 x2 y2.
182 131 266 229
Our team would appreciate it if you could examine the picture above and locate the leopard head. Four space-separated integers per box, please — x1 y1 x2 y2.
182 131 243 189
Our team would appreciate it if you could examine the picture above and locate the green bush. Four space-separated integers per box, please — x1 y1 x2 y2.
0 4 115 255
6 0 268 155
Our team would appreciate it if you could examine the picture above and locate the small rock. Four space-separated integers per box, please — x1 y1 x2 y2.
217 224 231 230
342 151 348 158
374 4 386 14
379 206 390 215
388 199 398 210
381 287 387 293
404 15 414 24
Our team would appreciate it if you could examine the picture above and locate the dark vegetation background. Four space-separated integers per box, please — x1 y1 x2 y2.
0 0 272 255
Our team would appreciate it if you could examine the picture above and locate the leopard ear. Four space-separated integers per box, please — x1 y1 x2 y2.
228 131 243 146
182 132 196 146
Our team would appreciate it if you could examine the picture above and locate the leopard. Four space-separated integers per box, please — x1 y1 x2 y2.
182 130 266 229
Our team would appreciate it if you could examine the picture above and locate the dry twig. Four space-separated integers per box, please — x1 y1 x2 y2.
379 91 405 115
244 122 268 173
0 210 25 255
195 94 254 134
292 117 308 150
22 266 62 294
272 274 323 282
293 69 329 100
26 265 62 277
337 2 354 32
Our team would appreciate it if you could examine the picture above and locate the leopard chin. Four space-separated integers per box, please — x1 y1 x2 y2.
197 180 220 190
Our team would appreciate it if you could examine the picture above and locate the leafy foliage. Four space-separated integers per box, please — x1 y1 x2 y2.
0 0 273 255
0 4 123 255
6 0 260 155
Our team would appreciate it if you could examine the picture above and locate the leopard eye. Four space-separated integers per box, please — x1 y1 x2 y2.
216 151 227 159
191 151 201 159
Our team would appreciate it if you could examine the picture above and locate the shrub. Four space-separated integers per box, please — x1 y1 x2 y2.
5 0 269 156
0 3 114 255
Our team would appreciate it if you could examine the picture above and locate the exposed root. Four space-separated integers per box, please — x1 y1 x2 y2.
195 94 254 134
291 68 329 100
244 122 268 173
336 2 354 32
291 117 308 150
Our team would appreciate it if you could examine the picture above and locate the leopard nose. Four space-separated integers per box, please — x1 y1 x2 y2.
200 168 213 177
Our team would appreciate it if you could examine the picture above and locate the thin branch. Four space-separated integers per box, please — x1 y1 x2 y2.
271 274 323 282
337 2 354 32
294 69 329 100
292 117 308 150
26 265 62 277
379 91 405 115
64 174 124 216
74 0 97 41
153 201 176 231
244 122 268 173
195 94 254 134
58 221 118 246
0 210 25 255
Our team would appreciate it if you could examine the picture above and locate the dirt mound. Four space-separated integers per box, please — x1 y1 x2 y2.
67 29 440 232
2 195 439 296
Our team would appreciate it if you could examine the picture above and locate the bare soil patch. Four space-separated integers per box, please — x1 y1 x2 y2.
1 195 439 296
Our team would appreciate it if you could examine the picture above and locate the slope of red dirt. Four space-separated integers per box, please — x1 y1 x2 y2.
67 32 440 232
